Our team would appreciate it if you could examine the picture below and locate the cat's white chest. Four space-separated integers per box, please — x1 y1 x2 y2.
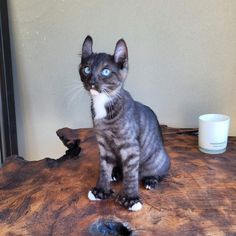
91 90 110 120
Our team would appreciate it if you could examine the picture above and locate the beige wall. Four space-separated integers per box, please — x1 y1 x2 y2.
8 0 236 161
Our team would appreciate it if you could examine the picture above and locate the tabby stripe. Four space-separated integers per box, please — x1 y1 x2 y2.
123 154 139 167
100 156 116 164
140 129 156 150
117 142 132 151
97 141 106 149
105 108 123 122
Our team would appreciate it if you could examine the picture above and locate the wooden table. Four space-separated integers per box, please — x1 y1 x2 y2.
0 127 236 236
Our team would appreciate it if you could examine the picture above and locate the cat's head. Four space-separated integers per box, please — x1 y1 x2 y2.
79 36 128 96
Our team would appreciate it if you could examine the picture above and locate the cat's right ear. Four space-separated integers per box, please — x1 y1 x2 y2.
114 39 128 68
82 35 93 58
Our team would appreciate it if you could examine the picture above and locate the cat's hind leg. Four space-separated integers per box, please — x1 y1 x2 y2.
140 149 170 190
142 176 164 190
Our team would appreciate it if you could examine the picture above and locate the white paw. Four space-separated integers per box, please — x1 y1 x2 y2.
145 185 152 190
111 176 117 182
128 202 143 211
88 191 101 201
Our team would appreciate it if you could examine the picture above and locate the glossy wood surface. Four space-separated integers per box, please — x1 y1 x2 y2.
0 127 235 235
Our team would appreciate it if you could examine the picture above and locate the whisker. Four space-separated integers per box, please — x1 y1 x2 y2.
62 81 87 108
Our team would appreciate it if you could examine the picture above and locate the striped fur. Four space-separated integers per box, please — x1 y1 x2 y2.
79 36 170 210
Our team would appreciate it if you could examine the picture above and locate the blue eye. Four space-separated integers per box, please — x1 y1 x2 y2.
83 66 91 75
101 68 111 77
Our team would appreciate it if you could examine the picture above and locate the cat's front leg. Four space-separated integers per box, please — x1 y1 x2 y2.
88 137 115 201
117 144 143 211
88 157 115 201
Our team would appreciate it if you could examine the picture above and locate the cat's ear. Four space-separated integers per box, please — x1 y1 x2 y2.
114 39 128 67
82 35 93 58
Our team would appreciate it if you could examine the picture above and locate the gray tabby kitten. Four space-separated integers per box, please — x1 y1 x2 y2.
79 36 170 211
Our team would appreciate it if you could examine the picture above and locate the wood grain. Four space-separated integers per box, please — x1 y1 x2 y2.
0 127 236 236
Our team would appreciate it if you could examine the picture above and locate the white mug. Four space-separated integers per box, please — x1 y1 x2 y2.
198 114 230 154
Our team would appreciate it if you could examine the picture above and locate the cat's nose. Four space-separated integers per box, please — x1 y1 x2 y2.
89 82 96 89
89 77 97 87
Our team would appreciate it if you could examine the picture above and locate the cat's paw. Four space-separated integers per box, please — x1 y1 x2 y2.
116 195 143 211
88 187 114 201
111 166 123 182
143 176 159 190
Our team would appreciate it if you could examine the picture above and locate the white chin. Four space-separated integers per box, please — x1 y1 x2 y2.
90 89 100 96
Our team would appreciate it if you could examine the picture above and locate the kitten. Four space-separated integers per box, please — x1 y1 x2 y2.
79 36 170 211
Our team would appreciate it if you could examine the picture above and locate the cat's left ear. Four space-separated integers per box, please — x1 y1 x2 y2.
82 35 93 58
114 39 128 68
